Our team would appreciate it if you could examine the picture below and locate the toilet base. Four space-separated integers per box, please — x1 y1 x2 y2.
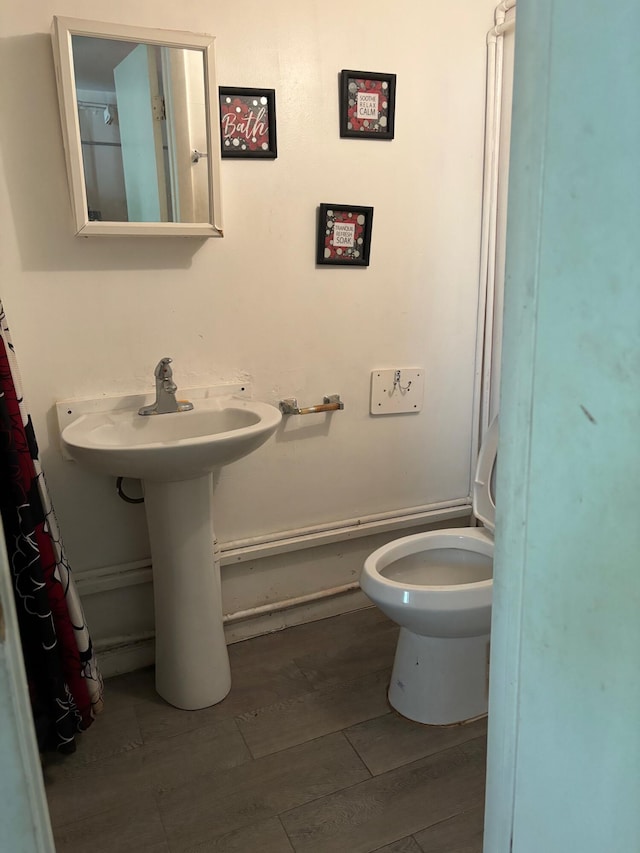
388 628 490 725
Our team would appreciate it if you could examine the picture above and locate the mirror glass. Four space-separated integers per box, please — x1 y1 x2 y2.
72 37 208 224
52 18 223 237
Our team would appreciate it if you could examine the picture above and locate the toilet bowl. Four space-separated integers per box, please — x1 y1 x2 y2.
361 417 498 725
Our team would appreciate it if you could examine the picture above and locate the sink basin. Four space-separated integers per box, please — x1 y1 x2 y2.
59 389 282 711
61 396 282 482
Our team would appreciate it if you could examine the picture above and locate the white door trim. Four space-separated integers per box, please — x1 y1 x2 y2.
0 531 55 852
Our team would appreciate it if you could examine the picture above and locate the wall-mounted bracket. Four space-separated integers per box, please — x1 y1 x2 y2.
370 369 424 414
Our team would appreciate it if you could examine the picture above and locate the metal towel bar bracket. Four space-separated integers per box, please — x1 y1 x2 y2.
279 394 344 415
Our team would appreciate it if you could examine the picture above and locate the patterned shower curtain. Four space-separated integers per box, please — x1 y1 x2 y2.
0 301 103 753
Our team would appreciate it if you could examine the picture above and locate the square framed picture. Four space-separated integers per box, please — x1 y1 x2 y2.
339 70 396 140
219 87 277 158
316 203 374 266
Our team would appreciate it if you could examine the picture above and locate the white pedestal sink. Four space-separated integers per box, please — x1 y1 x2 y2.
59 388 281 710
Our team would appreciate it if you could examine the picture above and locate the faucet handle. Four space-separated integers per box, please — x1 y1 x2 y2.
154 357 173 378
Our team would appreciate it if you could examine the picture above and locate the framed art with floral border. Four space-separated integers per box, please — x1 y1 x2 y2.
339 70 396 140
219 87 277 158
316 203 374 266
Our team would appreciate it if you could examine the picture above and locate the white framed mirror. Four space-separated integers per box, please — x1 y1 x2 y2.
51 17 223 237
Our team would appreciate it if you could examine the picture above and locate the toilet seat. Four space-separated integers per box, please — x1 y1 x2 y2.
472 416 498 533
362 529 493 637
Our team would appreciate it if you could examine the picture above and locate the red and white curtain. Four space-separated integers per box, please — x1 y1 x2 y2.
0 300 103 752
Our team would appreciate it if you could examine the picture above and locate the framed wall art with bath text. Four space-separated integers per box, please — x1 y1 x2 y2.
219 87 277 158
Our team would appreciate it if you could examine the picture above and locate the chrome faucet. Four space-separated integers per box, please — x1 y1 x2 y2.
138 358 194 415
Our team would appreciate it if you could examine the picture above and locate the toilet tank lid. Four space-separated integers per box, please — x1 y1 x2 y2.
473 415 498 533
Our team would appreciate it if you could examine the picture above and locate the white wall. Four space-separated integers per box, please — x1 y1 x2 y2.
0 0 495 666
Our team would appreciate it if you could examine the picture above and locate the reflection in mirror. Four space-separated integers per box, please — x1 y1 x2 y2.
72 37 208 224
51 18 223 237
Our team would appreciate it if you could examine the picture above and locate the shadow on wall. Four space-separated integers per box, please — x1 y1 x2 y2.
0 34 203 273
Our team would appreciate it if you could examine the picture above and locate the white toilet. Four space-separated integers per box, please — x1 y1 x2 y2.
361 417 498 726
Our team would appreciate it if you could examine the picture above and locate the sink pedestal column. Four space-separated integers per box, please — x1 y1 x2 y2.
143 474 231 710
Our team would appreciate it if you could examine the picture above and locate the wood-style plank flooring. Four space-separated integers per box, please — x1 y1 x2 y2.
44 608 486 852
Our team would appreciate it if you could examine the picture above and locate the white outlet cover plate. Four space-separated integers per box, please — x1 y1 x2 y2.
370 369 424 415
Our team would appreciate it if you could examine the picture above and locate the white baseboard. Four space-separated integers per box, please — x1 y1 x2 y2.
96 586 372 679
82 500 471 679
94 633 156 679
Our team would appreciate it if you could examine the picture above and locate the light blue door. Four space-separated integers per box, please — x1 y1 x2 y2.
484 1 640 851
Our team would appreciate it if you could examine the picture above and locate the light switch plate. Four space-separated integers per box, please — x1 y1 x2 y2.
370 368 424 414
